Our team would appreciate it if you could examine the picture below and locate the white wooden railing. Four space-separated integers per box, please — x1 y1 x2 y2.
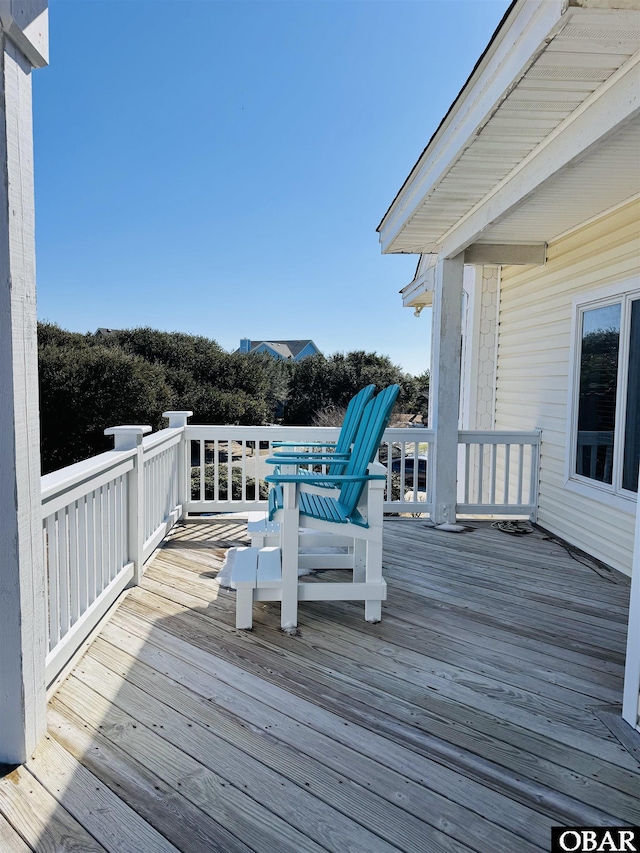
380 427 434 513
185 424 540 518
41 415 187 685
42 447 136 684
458 430 541 517
142 428 184 562
187 425 339 512
40 414 540 683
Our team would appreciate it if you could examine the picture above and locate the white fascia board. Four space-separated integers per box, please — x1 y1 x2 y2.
438 51 640 258
400 254 438 307
0 1 48 67
378 0 567 254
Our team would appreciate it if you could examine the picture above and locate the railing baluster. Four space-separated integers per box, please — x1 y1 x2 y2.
144 459 150 541
46 514 59 650
69 500 79 625
464 443 470 504
385 441 392 503
200 439 205 503
214 438 220 503
241 440 247 502
530 441 539 507
152 454 158 537
100 485 108 593
42 523 50 645
504 444 511 504
122 474 128 568
110 477 118 580
78 495 88 615
517 444 524 506
160 451 165 521
157 452 162 528
58 509 70 638
490 444 497 505
477 445 484 505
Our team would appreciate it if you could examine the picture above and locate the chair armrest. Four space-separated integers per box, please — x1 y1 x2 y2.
265 454 349 465
266 473 386 484
272 441 338 448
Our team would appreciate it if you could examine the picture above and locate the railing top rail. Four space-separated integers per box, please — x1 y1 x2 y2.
382 427 435 440
458 429 541 444
183 424 538 442
184 424 342 439
41 447 136 504
142 426 184 453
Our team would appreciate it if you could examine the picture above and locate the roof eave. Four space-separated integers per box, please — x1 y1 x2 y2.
378 0 568 254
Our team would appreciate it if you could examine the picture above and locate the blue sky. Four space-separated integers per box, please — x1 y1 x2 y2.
34 0 510 376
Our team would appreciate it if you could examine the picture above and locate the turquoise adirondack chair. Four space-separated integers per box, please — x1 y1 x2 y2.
269 384 376 478
265 384 400 630
248 385 375 552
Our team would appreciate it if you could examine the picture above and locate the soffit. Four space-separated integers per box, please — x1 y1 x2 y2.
475 117 640 243
382 6 640 254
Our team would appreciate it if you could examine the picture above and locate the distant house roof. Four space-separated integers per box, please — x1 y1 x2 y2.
95 327 120 337
235 339 319 360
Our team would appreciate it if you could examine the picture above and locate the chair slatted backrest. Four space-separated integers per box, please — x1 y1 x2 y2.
274 384 374 471
338 384 400 515
332 384 376 458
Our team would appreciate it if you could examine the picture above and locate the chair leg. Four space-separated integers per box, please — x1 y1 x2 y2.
236 587 254 629
280 481 300 631
353 539 366 584
364 537 383 623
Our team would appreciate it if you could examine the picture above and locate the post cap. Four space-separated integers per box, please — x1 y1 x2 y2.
163 411 193 428
104 425 152 450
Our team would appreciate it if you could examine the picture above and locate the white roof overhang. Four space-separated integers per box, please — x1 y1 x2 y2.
400 255 438 309
378 0 640 260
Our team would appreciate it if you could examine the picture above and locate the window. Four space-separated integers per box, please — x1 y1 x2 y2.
572 285 640 497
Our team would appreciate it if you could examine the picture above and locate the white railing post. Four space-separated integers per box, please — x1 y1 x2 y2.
105 426 151 585
163 411 192 518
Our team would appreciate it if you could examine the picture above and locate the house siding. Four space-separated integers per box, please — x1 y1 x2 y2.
495 199 640 577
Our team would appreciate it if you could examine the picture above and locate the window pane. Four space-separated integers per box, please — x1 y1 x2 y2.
575 303 620 484
623 299 640 492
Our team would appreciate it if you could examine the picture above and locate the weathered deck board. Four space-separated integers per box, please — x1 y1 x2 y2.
47 702 254 853
25 735 180 853
0 811 31 853
115 585 640 825
119 583 635 773
0 766 109 852
91 618 549 853
0 518 637 852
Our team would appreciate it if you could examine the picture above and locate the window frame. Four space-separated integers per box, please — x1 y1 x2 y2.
565 277 640 510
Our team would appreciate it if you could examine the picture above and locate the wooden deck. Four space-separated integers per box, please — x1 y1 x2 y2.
1 518 638 852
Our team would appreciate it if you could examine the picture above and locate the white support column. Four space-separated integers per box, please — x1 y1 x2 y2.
429 254 465 525
622 478 640 729
105 426 151 586
0 5 48 764
163 410 192 517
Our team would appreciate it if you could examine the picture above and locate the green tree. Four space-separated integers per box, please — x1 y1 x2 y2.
39 332 172 473
283 350 421 425
37 323 425 472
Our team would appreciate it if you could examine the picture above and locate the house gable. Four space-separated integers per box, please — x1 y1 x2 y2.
235 338 320 360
